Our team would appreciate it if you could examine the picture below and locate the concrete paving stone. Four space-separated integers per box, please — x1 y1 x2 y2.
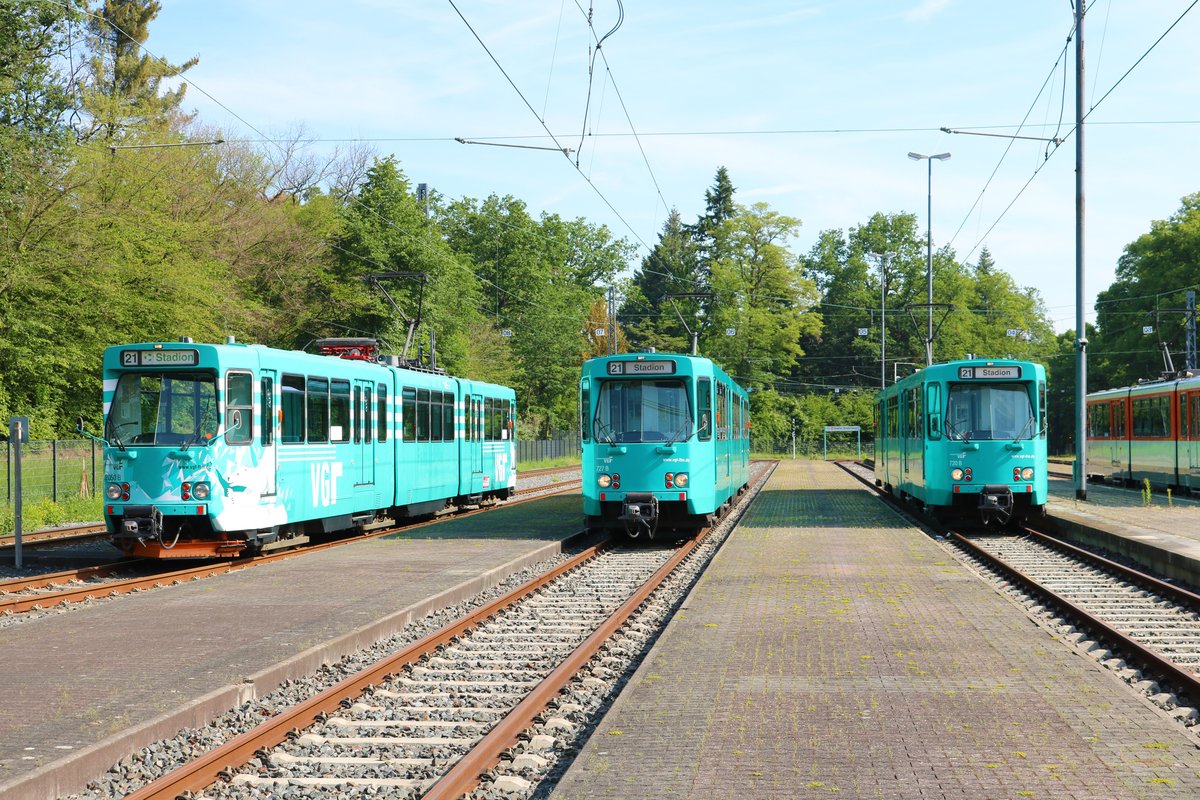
551 460 1200 800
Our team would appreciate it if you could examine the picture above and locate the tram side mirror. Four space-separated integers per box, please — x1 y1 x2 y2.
76 415 85 434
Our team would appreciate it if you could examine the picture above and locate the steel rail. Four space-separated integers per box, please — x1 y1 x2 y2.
1021 525 1200 609
0 560 252 614
952 532 1200 698
0 483 583 613
422 528 710 799
121 540 606 800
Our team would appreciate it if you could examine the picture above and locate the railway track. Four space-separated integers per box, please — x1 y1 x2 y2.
952 530 1200 717
835 459 1200 725
0 475 583 623
84 461 774 800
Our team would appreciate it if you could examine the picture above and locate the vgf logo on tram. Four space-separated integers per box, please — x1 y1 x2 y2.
310 461 344 507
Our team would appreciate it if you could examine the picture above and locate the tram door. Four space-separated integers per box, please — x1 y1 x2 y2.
1187 393 1200 481
260 371 277 497
1113 399 1129 480
470 394 484 482
354 379 375 486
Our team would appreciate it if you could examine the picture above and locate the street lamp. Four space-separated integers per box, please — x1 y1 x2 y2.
908 151 951 366
870 252 890 389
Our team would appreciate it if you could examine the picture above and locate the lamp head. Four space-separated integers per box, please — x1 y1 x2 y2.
907 152 924 160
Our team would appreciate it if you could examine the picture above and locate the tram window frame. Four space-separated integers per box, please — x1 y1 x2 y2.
444 392 456 441
353 386 363 443
1088 403 1111 438
580 379 590 443
225 371 254 445
402 387 416 441
307 377 330 443
260 377 274 446
416 388 431 441
430 390 444 441
697 379 713 441
1038 381 1047 437
377 385 388 442
281 373 305 444
329 380 350 443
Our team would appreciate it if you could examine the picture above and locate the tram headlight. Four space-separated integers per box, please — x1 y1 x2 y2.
951 469 964 481
597 474 612 488
674 472 689 488
106 482 122 500
192 481 211 500
1021 467 1034 481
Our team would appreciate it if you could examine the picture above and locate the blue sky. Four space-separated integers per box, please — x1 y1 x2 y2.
146 1 1200 335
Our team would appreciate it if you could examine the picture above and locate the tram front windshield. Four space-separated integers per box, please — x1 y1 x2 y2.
945 382 1035 441
594 379 691 444
106 372 218 446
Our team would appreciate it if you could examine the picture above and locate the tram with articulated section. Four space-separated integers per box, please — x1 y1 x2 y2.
90 337 516 558
580 352 751 538
874 358 1048 525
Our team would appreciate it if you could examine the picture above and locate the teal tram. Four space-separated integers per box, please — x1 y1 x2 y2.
873 359 1048 525
580 353 751 537
96 338 516 558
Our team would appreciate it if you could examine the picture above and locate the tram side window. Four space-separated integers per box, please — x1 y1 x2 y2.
1132 396 1170 438
225 372 253 445
580 380 590 442
1039 381 1047 438
444 392 456 441
1088 403 1111 438
281 374 305 444
307 377 329 443
1192 395 1200 440
485 397 496 440
417 388 431 441
353 386 363 443
431 390 444 441
329 380 350 443
260 377 274 446
402 387 416 441
697 379 712 441
377 385 387 442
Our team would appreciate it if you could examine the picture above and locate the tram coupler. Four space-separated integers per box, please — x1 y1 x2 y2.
978 485 1013 525
619 494 659 539
119 505 165 543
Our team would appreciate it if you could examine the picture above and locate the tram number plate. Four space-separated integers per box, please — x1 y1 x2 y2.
122 349 199 367
608 360 676 375
959 365 1021 379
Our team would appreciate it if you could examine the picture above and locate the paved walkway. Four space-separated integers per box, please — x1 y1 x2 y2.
552 460 1200 799
0 493 580 800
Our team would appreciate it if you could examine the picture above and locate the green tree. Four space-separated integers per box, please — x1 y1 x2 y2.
328 157 483 375
80 0 199 140
620 208 702 353
1093 193 1200 388
703 202 821 388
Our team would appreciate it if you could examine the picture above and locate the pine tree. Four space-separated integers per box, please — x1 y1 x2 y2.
81 0 199 139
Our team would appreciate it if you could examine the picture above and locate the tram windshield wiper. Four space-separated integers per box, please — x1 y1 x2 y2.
594 419 618 446
1011 416 1036 441
664 419 694 446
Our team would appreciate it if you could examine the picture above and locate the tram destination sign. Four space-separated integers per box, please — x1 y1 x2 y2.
607 360 676 376
122 349 199 367
958 365 1021 380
